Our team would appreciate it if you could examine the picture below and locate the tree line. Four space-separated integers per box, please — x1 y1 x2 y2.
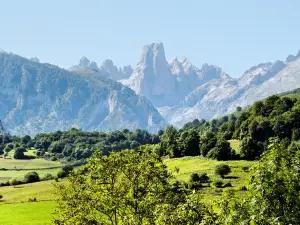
157 94 300 160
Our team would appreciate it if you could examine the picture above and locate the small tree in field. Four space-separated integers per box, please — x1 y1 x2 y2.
215 164 231 178
24 172 40 183
9 178 18 187
0 194 3 200
14 147 26 159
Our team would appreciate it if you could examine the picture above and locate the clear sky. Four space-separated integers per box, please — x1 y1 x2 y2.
1 0 299 77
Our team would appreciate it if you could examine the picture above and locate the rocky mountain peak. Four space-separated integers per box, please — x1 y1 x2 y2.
286 54 297 63
286 50 300 63
100 59 131 80
138 42 167 71
168 57 182 75
120 65 133 77
79 56 90 67
0 48 7 54
270 60 285 73
69 57 99 72
30 57 40 63
101 59 114 68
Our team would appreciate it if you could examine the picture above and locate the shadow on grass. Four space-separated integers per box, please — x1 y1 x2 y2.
224 176 239 179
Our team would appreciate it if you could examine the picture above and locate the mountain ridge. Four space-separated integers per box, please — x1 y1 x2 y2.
0 51 167 136
118 42 300 127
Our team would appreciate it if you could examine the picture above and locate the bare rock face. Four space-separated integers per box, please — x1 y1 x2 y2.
69 56 99 71
100 59 132 80
0 51 166 136
122 42 177 107
121 42 228 107
69 57 132 81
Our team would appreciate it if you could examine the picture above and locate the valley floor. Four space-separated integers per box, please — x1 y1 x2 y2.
0 156 256 224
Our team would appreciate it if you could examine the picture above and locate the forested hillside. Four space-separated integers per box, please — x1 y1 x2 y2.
0 129 160 162
156 94 300 160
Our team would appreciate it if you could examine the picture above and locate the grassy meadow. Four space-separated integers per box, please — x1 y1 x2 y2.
0 140 257 224
0 157 61 183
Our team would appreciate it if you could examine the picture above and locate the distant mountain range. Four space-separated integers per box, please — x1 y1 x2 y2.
1 43 300 136
0 52 166 136
71 42 300 127
69 57 133 81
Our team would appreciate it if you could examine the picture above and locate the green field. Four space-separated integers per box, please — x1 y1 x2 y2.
228 139 240 153
0 157 62 183
165 156 255 203
0 158 61 169
0 180 57 225
0 155 256 224
0 168 61 183
0 201 55 225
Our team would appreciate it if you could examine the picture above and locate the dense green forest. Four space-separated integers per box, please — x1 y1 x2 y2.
0 129 160 162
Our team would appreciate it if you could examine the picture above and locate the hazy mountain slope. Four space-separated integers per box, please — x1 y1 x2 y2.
159 77 239 127
227 58 300 113
161 57 300 126
0 52 166 136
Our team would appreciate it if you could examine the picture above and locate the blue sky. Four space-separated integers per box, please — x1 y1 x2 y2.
0 0 299 77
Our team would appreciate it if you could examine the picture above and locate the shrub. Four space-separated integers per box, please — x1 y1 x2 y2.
43 173 54 181
207 139 233 160
9 178 18 187
223 182 232 188
189 182 203 190
215 164 231 178
57 169 67 179
198 173 210 183
239 186 248 191
242 166 250 172
57 164 74 179
24 171 40 183
0 181 9 187
214 180 223 188
0 194 3 200
14 147 26 159
189 173 200 183
62 164 74 174
28 197 37 202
